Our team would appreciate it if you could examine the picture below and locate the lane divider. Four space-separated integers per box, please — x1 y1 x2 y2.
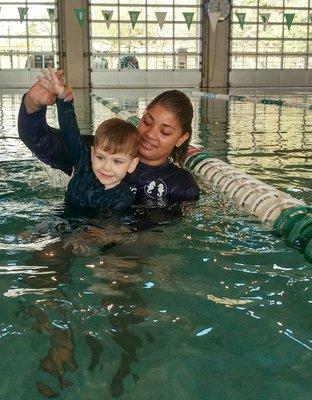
192 91 312 110
92 94 311 263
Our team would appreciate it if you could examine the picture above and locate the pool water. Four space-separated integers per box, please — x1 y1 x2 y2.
0 89 311 400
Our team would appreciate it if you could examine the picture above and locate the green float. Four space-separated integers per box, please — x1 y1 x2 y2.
305 237 312 262
287 214 312 249
185 152 211 169
273 206 312 237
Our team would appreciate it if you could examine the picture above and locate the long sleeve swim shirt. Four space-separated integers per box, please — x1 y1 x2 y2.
55 99 135 211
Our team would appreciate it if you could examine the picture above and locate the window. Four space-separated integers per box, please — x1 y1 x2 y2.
0 0 58 70
89 0 201 71
230 0 311 70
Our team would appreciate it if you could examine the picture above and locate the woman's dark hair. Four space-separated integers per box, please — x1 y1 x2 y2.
146 90 193 167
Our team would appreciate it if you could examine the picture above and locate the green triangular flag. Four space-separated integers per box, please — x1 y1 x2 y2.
183 12 194 30
236 12 246 30
102 10 113 29
260 13 270 30
18 7 28 23
74 8 86 27
47 8 55 21
285 13 295 30
129 11 140 29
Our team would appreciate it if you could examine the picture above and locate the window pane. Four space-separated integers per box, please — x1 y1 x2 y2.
119 55 146 69
284 21 308 39
259 0 283 6
285 0 309 7
174 39 198 53
91 54 109 69
28 21 56 36
120 40 146 53
284 40 307 53
119 6 145 21
28 5 55 20
258 25 283 39
257 56 281 69
233 0 257 5
174 7 200 23
230 55 256 69
28 38 57 52
147 23 173 38
12 54 28 69
232 24 257 38
90 0 117 4
231 40 257 53
175 54 199 69
91 39 118 53
147 39 173 53
0 55 12 69
0 21 26 36
120 0 146 4
147 6 173 23
283 56 305 68
258 40 282 54
147 55 173 69
232 8 258 23
119 23 146 38
0 38 27 52
90 6 118 21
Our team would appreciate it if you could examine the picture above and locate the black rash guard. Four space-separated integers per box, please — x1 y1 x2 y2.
55 99 134 212
18 94 200 207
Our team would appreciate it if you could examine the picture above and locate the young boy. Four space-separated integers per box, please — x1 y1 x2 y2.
38 68 140 212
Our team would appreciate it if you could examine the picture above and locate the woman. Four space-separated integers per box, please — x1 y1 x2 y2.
18 74 200 208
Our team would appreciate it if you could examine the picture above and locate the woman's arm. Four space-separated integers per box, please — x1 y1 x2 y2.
18 93 74 176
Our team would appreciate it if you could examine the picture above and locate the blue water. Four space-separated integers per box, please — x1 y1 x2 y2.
0 89 311 399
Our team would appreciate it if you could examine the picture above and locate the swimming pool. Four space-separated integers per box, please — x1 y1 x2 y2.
0 89 311 399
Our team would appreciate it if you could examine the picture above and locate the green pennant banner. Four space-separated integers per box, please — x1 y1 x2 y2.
74 8 87 27
102 10 113 29
285 13 295 30
18 7 28 23
129 11 140 29
236 12 246 30
183 12 194 31
260 13 270 30
47 8 55 21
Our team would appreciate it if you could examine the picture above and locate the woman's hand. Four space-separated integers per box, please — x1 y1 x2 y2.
38 68 73 101
24 69 73 114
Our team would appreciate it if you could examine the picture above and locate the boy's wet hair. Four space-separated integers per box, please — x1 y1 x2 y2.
94 118 139 158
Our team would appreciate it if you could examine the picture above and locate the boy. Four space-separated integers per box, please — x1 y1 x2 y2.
38 68 139 212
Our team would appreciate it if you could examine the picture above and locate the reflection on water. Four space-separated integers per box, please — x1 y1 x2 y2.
0 90 311 399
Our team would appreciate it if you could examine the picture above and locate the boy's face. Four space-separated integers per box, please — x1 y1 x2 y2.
91 146 139 189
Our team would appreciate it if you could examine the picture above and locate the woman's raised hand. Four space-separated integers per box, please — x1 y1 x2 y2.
38 68 71 100
24 69 73 114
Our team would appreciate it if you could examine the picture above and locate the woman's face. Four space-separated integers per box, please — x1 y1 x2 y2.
137 103 189 166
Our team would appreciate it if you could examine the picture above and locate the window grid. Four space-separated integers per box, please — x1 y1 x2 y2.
89 0 202 71
0 0 59 70
230 0 312 69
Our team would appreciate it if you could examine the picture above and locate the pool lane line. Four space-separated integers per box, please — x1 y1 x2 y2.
192 91 312 110
92 93 312 263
